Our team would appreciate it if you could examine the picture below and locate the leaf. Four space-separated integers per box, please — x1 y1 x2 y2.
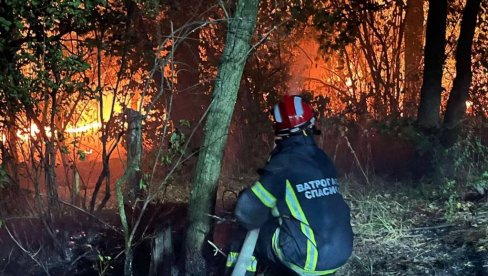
0 17 12 31
139 179 146 190
61 146 70 154
77 150 86 161
162 155 172 165
179 119 191 128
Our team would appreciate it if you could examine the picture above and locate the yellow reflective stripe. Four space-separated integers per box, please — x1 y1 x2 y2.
288 261 338 275
226 252 238 267
305 240 318 271
251 181 276 208
272 228 336 275
285 180 318 271
301 223 317 246
285 180 309 224
248 256 257 272
225 252 257 272
272 228 284 260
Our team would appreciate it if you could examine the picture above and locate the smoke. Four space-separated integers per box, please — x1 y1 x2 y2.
287 36 322 95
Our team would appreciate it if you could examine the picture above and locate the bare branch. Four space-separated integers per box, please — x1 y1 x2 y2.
5 224 50 276
55 197 122 235
207 240 227 257
219 0 230 19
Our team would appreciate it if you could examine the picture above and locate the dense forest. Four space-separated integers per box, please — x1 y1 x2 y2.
0 0 487 275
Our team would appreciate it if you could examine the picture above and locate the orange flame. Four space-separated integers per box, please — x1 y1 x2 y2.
14 121 102 141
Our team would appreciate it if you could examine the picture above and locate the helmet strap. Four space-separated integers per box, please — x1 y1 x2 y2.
275 120 315 137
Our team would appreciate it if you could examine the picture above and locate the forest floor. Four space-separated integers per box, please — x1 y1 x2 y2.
0 173 487 275
335 175 488 276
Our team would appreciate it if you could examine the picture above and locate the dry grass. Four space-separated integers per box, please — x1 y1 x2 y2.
337 174 488 276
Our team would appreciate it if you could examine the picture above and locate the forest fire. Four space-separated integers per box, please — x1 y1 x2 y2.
0 117 101 141
65 121 102 134
12 121 102 141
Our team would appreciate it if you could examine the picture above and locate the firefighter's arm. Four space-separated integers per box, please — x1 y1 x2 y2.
234 187 271 230
234 168 281 229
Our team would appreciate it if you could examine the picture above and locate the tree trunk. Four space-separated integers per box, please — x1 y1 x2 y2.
149 226 176 276
403 0 424 117
46 91 59 211
441 0 482 147
3 114 20 188
184 0 259 274
417 0 448 129
125 108 143 202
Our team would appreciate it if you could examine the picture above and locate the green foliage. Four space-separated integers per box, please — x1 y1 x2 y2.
440 180 460 222
446 132 488 177
0 0 108 117
60 146 70 154
160 129 187 166
179 119 191 128
0 16 12 31
139 176 148 191
373 116 424 143
77 149 86 161
152 121 191 168
342 176 407 240
98 253 112 263
433 130 488 187
358 194 404 235
472 171 488 195
169 131 186 154
96 251 114 275
0 167 9 189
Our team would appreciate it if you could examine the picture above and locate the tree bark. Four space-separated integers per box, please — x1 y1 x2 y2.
441 0 482 147
184 0 259 274
417 0 448 129
125 108 143 201
403 0 424 117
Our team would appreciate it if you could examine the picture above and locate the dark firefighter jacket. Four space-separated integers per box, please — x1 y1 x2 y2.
235 134 353 275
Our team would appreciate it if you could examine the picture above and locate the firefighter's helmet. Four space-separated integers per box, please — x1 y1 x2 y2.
272 95 316 136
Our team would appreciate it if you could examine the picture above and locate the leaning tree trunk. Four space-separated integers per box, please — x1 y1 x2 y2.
184 0 259 274
441 0 482 147
417 0 448 129
403 0 424 117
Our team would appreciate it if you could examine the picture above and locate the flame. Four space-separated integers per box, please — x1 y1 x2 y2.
14 121 102 141
65 122 102 133
16 124 45 140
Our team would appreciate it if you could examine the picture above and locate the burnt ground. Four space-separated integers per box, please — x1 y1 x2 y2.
0 176 487 276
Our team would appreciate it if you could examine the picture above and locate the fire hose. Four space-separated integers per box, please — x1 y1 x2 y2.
231 228 260 276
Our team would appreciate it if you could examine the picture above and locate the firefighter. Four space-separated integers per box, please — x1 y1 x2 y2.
226 95 353 275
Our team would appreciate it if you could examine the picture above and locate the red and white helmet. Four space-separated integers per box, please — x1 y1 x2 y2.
273 95 316 136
